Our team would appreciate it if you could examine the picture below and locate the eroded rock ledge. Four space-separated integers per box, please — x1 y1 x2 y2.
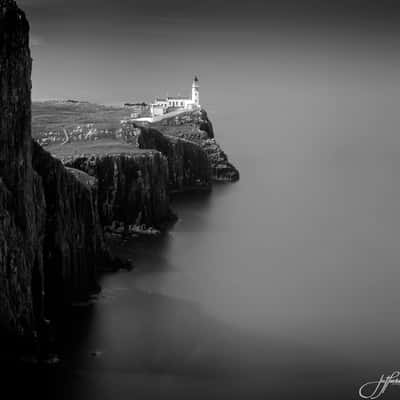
60 148 174 229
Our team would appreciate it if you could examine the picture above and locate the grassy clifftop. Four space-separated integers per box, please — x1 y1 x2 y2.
46 139 147 158
32 101 129 138
149 109 214 141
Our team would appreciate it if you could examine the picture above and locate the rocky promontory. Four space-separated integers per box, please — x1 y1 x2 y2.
149 109 240 182
33 104 239 184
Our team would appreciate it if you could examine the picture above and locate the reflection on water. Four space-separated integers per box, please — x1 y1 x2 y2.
16 267 368 400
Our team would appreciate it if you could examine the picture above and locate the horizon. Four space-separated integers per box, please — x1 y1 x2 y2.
19 0 400 105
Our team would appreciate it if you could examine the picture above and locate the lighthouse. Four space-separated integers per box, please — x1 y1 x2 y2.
192 76 200 108
149 77 201 117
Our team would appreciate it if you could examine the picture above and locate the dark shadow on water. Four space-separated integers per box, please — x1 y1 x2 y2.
2 284 375 400
108 189 217 276
170 189 213 209
109 234 175 275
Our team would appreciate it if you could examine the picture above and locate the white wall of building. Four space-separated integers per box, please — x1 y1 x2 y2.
150 104 165 116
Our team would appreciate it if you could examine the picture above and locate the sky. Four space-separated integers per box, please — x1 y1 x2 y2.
18 0 400 104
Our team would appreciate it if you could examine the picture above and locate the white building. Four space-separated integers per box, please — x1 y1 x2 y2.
150 76 201 117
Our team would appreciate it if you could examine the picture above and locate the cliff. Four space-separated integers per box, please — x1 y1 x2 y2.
198 109 214 139
52 142 173 229
200 139 240 182
149 109 239 182
32 142 107 312
137 127 211 193
0 0 45 341
0 0 109 351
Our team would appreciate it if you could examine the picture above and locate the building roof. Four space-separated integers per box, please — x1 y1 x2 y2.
167 96 191 100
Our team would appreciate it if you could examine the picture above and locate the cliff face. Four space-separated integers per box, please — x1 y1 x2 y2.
32 142 106 312
149 110 239 182
138 127 211 193
61 149 173 229
0 0 108 345
200 139 240 182
198 109 214 139
0 0 44 339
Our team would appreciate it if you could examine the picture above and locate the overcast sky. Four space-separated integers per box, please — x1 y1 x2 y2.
18 0 400 104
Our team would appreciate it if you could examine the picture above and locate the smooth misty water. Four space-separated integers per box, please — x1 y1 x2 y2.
23 43 400 399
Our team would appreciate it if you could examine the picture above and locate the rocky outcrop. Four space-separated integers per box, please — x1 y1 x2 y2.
138 127 211 193
198 109 214 139
0 0 109 349
150 109 239 182
195 112 239 181
200 139 240 182
60 149 174 229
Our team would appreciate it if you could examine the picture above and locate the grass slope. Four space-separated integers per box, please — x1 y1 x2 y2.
47 139 147 158
32 101 130 138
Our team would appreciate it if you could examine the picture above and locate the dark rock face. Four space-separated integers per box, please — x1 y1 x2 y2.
200 139 240 182
32 142 106 312
0 173 45 340
184 111 239 182
62 151 173 229
149 109 239 182
0 0 109 345
199 110 214 139
138 127 211 193
0 0 44 339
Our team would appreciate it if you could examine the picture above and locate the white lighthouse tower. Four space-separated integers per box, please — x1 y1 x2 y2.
192 76 200 108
